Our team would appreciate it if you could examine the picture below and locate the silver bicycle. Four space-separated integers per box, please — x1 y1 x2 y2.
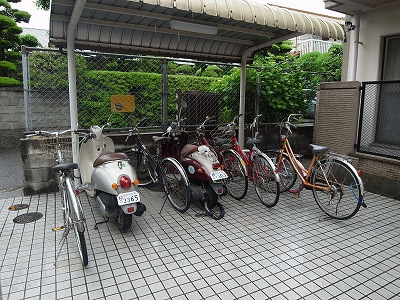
24 130 89 266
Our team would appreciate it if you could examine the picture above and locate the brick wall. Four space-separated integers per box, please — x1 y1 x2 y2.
316 81 400 200
315 81 360 155
0 87 25 148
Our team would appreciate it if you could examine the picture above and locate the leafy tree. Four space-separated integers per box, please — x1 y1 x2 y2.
20 34 40 47
0 0 31 86
29 51 87 90
34 0 49 10
201 65 222 77
210 42 343 123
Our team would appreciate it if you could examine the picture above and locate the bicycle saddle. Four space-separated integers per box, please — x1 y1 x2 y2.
309 144 329 154
214 138 230 147
52 162 78 173
93 152 129 167
245 137 261 147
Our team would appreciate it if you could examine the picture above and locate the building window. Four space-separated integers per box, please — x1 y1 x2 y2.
382 36 400 80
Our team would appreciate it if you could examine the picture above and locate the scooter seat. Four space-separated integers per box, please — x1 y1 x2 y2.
93 152 129 167
181 144 198 157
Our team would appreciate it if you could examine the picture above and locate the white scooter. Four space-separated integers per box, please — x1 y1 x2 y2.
78 114 146 231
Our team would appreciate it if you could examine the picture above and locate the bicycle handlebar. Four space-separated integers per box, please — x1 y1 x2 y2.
24 129 74 138
281 114 303 135
196 116 216 132
250 114 262 129
286 114 303 123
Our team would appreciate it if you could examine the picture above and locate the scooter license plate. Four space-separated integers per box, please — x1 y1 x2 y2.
117 191 140 205
211 170 228 181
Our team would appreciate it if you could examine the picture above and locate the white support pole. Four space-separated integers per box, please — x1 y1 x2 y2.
238 57 247 148
67 0 87 185
348 12 360 81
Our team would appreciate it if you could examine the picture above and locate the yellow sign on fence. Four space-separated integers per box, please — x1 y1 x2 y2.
111 95 135 112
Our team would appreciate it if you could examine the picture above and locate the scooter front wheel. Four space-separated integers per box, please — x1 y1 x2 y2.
116 207 132 231
161 159 191 213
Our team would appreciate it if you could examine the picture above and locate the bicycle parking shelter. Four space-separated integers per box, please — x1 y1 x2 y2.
48 0 345 163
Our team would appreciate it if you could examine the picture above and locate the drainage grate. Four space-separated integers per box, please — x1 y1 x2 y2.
8 204 29 211
13 212 43 224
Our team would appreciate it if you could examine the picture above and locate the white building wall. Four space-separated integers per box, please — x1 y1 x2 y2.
349 4 400 82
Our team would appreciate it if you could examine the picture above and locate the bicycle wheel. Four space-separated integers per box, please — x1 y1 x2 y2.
252 153 280 207
269 152 297 193
65 180 89 266
161 158 191 213
127 149 155 187
221 149 248 199
310 157 362 220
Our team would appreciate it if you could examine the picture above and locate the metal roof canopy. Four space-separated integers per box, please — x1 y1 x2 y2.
48 0 345 156
50 0 345 63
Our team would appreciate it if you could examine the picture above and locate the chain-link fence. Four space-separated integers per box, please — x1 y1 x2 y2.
24 48 243 132
357 80 400 159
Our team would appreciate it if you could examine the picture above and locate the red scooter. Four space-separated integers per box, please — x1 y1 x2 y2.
159 106 228 219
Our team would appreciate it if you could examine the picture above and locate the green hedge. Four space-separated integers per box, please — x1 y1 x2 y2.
79 70 218 127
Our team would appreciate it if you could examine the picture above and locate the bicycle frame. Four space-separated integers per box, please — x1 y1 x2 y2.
277 132 336 194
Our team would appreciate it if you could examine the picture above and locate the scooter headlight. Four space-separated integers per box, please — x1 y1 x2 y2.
119 175 132 189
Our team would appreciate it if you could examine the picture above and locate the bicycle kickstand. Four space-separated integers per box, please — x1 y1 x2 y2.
53 226 69 267
290 184 304 199
159 193 168 214
94 217 109 230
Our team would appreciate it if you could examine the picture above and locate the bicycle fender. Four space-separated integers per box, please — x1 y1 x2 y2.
258 152 281 183
222 149 248 176
327 156 366 197
161 157 190 187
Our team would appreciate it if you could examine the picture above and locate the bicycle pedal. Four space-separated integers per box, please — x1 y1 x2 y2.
52 226 64 232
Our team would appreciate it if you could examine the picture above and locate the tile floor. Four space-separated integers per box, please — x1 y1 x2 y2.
0 184 399 300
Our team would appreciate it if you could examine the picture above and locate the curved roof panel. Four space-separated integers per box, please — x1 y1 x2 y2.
49 0 345 62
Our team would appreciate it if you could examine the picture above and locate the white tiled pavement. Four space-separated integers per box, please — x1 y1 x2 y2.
0 184 399 300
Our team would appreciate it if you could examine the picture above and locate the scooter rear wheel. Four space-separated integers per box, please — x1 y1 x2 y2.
204 201 225 220
116 207 132 231
204 187 225 220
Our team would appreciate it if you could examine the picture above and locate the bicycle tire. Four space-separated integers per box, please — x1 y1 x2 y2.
252 153 280 207
161 158 191 213
65 181 89 266
310 157 362 220
126 149 155 187
221 149 248 200
268 152 297 193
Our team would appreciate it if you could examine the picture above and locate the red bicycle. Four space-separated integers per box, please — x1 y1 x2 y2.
196 114 280 207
